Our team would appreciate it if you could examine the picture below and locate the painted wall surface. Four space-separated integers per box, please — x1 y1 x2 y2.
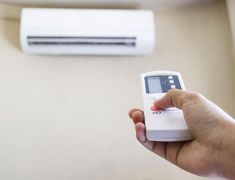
0 1 233 180
227 0 235 58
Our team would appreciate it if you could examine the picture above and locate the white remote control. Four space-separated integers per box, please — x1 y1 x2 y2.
141 71 193 142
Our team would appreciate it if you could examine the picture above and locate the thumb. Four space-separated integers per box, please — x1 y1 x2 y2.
154 89 190 110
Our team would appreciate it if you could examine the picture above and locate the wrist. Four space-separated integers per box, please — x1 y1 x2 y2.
214 120 235 179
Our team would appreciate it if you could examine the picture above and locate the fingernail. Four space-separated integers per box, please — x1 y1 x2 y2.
151 106 162 111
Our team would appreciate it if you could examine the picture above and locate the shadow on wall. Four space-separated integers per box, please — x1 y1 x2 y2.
140 0 218 9
0 0 218 51
226 0 235 59
2 18 21 51
0 0 218 18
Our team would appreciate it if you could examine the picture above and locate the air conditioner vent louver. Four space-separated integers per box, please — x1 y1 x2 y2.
27 36 137 47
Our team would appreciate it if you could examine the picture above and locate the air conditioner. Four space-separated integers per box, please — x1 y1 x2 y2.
20 8 155 56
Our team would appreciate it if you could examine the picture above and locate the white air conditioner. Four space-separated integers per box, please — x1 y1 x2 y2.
20 8 155 56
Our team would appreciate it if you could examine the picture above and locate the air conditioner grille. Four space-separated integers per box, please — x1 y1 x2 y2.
27 36 137 47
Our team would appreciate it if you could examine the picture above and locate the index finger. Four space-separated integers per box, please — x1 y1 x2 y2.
154 89 191 109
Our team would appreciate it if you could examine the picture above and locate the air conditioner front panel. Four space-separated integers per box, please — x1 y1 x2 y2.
20 9 155 55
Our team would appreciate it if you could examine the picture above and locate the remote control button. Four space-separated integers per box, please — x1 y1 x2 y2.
166 107 177 111
168 76 173 79
169 80 174 84
171 85 176 89
151 106 162 112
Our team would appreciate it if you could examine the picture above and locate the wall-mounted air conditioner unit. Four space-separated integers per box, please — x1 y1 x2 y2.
20 8 155 56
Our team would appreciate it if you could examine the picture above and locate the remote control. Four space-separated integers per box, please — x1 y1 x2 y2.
141 71 193 142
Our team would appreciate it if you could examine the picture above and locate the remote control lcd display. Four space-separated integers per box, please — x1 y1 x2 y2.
146 76 162 93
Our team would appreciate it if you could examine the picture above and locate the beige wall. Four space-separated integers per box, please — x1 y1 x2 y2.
227 0 235 58
0 1 233 180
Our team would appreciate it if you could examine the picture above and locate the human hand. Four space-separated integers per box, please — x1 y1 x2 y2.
129 90 235 178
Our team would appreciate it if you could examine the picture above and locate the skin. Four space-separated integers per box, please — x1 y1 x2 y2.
129 89 235 179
